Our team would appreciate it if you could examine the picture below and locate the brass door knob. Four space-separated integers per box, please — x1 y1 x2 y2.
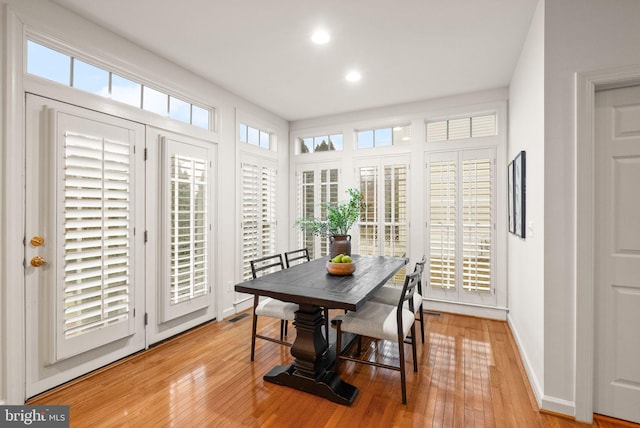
30 256 46 267
30 235 45 247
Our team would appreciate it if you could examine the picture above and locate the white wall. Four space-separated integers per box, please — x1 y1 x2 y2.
0 0 288 403
508 0 640 418
507 0 545 407
542 0 640 416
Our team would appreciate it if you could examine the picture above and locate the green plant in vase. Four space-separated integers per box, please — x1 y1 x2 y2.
294 188 363 258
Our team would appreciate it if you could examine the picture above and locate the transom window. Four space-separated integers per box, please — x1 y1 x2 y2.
239 123 272 150
26 40 211 130
426 114 496 143
357 125 411 149
298 134 343 154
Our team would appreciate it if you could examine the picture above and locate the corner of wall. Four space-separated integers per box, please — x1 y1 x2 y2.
507 314 543 407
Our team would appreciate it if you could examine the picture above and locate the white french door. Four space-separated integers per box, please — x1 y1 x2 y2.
145 128 216 344
25 95 146 396
240 154 277 281
426 148 496 306
355 156 409 283
296 164 340 259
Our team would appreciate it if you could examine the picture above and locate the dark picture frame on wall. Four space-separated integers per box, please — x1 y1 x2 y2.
508 161 515 234
511 150 526 238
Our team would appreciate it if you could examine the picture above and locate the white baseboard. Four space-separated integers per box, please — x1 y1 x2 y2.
506 314 576 418
541 396 576 417
222 297 253 321
507 314 543 408
222 306 238 320
424 299 508 320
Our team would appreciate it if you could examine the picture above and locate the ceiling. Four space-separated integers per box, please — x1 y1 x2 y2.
51 0 538 122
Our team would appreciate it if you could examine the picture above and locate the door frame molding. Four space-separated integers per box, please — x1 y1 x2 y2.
2 7 27 404
575 64 640 423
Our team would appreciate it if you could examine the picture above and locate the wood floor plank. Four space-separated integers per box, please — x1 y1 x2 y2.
27 311 640 428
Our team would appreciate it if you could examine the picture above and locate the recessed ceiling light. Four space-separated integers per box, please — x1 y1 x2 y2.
311 30 330 45
345 71 361 82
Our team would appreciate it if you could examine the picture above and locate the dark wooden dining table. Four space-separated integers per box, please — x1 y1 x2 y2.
234 254 408 405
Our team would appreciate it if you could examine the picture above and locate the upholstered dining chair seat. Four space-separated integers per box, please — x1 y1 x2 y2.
333 302 414 342
370 255 427 343
255 297 298 320
370 286 423 312
333 268 421 404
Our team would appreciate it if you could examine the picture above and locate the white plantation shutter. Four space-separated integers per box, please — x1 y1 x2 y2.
426 114 497 143
462 156 492 292
56 122 138 361
319 169 339 256
358 166 379 256
63 132 131 337
241 158 277 280
357 159 409 284
428 155 457 290
384 165 408 283
296 167 339 259
161 137 211 322
383 164 408 258
426 149 495 304
298 170 316 256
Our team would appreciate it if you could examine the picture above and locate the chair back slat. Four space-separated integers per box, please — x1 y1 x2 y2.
284 248 310 268
250 254 285 279
397 269 421 318
413 255 427 294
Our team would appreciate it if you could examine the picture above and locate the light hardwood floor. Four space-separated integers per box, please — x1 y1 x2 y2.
28 311 638 428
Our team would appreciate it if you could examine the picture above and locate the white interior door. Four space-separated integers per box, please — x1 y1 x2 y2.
594 85 640 424
25 94 146 397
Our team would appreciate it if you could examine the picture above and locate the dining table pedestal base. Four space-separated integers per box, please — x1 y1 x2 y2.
263 303 358 405
264 364 358 405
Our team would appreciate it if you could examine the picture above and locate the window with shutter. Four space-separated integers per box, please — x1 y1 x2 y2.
357 158 409 283
427 156 457 290
426 149 495 305
241 158 277 280
296 166 339 259
160 136 212 322
426 114 496 143
462 157 492 292
63 132 132 339
358 166 379 255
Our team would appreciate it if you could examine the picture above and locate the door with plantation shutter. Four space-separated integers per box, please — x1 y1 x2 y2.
355 156 409 284
426 148 496 306
295 165 340 259
25 95 146 397
160 136 212 322
240 155 277 281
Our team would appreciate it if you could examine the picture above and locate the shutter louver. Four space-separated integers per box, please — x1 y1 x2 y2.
428 160 457 290
427 149 495 304
241 160 277 280
300 171 315 258
384 164 408 282
359 166 379 256
169 154 208 305
471 115 496 138
462 158 492 293
296 167 339 259
63 132 131 338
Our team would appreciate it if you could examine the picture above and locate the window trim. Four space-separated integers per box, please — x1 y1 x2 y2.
355 124 412 149
24 34 216 132
425 112 497 143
